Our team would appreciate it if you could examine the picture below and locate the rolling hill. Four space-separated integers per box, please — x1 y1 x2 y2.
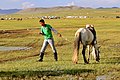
17 6 91 14
0 9 21 14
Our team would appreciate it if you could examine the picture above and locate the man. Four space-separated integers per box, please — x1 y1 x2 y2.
86 24 97 44
38 19 61 62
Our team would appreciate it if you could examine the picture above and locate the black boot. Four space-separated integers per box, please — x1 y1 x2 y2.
38 52 44 62
54 52 58 61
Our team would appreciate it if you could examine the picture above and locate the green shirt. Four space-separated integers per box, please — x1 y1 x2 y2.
41 24 53 39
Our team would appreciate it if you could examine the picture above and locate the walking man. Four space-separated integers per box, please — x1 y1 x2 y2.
38 19 61 62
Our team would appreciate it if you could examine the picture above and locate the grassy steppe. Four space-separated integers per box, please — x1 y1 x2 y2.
0 8 120 80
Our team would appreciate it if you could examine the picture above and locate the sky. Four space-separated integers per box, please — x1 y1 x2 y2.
0 0 120 9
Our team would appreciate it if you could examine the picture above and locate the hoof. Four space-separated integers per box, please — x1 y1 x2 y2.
96 60 100 62
74 62 78 64
84 61 89 64
73 61 78 64
75 62 78 64
96 58 100 62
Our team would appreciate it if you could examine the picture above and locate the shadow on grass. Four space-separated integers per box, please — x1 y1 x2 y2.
81 56 120 65
0 69 95 78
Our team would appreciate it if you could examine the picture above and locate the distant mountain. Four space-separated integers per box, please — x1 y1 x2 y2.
0 9 21 14
97 7 119 9
17 6 92 14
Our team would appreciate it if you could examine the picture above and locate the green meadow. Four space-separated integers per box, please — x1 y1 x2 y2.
0 8 120 80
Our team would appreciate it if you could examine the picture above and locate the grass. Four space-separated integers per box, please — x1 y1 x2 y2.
0 8 120 79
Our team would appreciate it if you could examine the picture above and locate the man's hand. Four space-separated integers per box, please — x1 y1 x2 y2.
39 32 44 35
57 33 62 37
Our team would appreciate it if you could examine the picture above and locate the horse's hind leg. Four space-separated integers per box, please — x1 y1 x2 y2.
82 45 89 64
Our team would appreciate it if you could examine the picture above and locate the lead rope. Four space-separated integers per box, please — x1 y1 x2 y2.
61 36 72 43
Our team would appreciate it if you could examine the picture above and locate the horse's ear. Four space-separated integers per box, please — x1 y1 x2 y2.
91 24 94 27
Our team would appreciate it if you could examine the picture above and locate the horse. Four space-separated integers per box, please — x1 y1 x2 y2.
72 24 100 64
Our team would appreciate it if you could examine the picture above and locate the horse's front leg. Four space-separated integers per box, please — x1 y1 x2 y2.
82 45 89 64
87 45 91 63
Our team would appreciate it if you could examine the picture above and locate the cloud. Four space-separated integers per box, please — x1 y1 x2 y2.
22 2 35 9
11 0 21 2
66 1 75 6
76 0 119 3
103 0 119 3
94 0 119 4
75 0 120 8
94 0 120 7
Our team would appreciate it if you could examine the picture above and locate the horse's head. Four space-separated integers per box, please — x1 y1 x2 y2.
95 45 101 62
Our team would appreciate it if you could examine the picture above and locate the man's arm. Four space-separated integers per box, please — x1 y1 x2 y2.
50 27 62 37
51 27 58 34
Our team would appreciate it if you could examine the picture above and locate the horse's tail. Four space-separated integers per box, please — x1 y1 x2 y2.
72 32 81 64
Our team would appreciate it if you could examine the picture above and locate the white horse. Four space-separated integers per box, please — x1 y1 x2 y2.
72 24 100 64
